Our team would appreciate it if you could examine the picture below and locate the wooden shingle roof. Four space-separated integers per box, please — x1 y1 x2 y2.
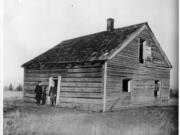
22 23 147 67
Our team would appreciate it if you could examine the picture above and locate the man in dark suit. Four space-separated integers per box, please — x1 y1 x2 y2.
35 81 43 105
41 85 47 105
154 80 160 98
49 81 57 106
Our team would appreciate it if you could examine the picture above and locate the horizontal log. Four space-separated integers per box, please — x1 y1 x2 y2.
131 93 154 97
107 64 138 70
107 74 169 80
59 102 102 111
61 82 102 88
107 68 169 77
24 93 36 98
62 78 102 83
131 96 157 102
107 65 170 75
60 92 103 99
24 89 35 94
107 71 169 79
26 67 102 74
24 92 103 99
24 77 102 84
26 64 103 70
59 97 102 104
24 82 49 86
106 93 131 101
24 77 49 82
25 72 102 78
107 83 121 87
24 86 36 90
24 87 103 93
106 91 123 94
61 87 102 93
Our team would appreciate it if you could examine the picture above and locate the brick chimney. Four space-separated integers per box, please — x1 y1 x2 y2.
107 18 114 32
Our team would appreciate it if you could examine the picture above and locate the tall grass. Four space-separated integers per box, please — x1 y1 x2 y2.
4 104 178 135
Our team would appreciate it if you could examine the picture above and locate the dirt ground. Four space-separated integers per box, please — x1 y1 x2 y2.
3 96 178 135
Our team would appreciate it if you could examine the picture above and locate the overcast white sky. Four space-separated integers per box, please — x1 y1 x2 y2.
3 0 178 89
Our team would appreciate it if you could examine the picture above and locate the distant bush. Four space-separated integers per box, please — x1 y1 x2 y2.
170 89 178 99
16 84 23 91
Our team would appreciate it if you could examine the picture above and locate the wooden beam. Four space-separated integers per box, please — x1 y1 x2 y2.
56 76 61 107
47 77 53 105
23 68 25 101
103 61 107 112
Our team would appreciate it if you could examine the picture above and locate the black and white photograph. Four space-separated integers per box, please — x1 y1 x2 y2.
2 0 178 135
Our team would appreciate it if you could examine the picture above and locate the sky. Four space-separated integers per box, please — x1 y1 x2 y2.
3 0 178 89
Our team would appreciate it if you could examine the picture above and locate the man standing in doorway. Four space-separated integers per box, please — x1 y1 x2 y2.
49 81 57 106
41 85 47 105
154 80 160 98
35 81 43 105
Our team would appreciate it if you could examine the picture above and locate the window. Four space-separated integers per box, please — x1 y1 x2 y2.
145 45 152 61
139 39 144 63
122 79 131 92
139 39 152 63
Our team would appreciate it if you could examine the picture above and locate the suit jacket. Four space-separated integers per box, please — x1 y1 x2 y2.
49 86 57 96
35 85 42 98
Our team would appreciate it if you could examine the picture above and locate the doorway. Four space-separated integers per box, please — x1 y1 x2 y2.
154 80 160 97
47 76 61 106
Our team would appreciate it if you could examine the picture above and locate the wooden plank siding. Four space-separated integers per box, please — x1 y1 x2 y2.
23 27 171 112
106 28 171 111
24 64 104 111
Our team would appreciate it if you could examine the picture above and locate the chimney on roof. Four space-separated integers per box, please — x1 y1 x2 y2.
107 18 114 32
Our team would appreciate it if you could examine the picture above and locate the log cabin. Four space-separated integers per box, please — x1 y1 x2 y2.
21 18 172 112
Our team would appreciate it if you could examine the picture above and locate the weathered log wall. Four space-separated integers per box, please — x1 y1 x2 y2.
106 28 171 111
24 63 104 111
23 27 171 112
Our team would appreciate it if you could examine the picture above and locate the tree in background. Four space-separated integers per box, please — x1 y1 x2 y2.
16 84 23 91
8 83 13 91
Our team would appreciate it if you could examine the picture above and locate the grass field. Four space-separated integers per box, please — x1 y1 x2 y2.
3 91 178 135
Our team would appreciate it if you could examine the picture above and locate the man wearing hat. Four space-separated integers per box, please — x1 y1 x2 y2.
49 81 57 106
34 81 43 105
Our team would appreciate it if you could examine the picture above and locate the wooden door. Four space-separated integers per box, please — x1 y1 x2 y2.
56 76 61 106
47 77 53 105
128 80 132 92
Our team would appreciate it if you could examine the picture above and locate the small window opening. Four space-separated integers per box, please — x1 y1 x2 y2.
122 79 131 92
139 39 145 63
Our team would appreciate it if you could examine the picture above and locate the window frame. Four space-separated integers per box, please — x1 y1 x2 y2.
122 79 131 93
139 38 145 64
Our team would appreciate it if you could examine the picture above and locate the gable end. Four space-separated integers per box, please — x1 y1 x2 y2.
108 23 172 68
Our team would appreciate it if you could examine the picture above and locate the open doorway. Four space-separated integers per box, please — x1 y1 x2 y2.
48 76 61 106
154 80 160 97
53 79 58 88
122 79 131 92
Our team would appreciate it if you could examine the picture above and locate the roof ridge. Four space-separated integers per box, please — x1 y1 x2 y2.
61 22 147 44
